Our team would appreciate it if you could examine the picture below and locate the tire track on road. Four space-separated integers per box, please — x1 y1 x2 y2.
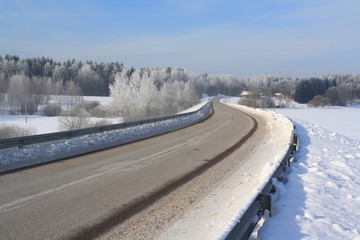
68 105 258 240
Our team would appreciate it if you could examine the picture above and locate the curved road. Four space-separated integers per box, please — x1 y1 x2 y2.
0 101 264 240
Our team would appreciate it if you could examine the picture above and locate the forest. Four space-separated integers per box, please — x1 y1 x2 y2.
1 54 360 121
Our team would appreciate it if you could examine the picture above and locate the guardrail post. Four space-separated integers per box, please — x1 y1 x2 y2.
293 135 299 152
261 194 272 217
225 195 262 240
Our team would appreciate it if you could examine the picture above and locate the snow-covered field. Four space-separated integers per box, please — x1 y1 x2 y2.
273 107 360 140
0 115 121 135
0 96 117 134
0 96 209 135
258 106 360 239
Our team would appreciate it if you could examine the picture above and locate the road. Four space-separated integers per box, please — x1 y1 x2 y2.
0 101 264 240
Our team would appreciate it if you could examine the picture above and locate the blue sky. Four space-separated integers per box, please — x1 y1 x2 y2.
0 0 359 77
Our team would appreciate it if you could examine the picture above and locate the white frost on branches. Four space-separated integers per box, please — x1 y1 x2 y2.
109 67 198 121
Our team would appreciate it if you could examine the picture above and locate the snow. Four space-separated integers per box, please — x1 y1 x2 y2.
272 107 360 140
257 106 360 240
158 100 294 240
0 96 116 134
179 97 211 114
0 96 208 135
0 96 117 134
82 96 113 105
0 115 119 135
0 102 212 173
0 115 58 134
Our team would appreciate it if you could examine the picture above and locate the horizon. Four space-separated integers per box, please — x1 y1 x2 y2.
1 0 359 78
1 53 359 80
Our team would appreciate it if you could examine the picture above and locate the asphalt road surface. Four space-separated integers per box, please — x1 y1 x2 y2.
0 101 265 240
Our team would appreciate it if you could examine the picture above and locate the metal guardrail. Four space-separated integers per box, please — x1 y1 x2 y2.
225 129 299 240
0 101 212 150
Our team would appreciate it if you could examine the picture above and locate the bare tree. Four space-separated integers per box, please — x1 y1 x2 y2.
64 80 81 110
58 109 90 131
7 74 33 114
308 95 330 108
324 87 347 106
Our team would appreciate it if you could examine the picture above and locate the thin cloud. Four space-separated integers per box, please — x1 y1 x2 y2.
0 0 359 77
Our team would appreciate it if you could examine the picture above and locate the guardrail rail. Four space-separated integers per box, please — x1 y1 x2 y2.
0 101 213 173
0 101 212 150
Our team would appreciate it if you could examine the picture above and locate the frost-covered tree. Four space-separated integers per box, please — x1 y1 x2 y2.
77 64 103 96
190 73 245 97
110 67 199 121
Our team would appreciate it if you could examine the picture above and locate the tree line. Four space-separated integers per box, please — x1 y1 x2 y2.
0 54 123 96
1 54 359 118
294 75 360 107
0 55 247 116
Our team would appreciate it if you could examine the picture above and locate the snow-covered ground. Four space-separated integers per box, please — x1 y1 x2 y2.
0 96 208 135
273 107 360 140
0 115 120 135
258 106 360 239
0 96 117 134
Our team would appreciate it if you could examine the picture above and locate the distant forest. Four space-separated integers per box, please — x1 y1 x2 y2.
1 54 359 114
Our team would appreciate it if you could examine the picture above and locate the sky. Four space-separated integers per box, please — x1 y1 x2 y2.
0 0 359 78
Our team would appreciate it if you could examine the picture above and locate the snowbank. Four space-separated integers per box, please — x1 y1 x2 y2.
0 103 212 173
158 98 294 240
178 99 211 114
258 107 360 240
